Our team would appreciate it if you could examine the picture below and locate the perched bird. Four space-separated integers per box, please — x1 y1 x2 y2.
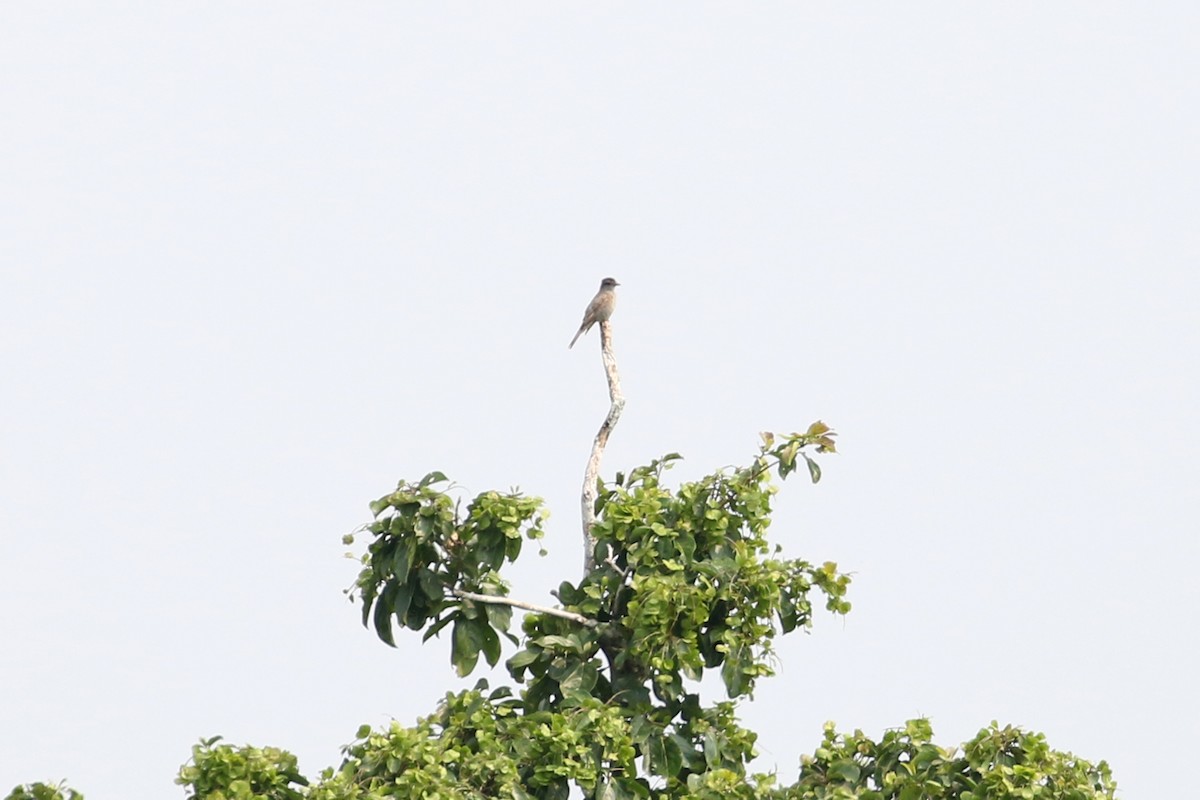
569 277 620 349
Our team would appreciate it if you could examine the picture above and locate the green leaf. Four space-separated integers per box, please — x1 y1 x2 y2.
597 778 621 800
779 591 799 633
661 734 684 778
417 568 443 600
670 733 703 771
558 660 599 696
391 539 416 582
534 635 582 653
506 648 541 670
720 645 750 697
421 610 455 642
359 583 377 629
372 583 396 647
451 618 481 677
392 581 416 626
556 581 583 605
480 621 502 667
804 454 822 484
830 759 862 783
645 734 667 776
418 471 449 488
484 601 513 632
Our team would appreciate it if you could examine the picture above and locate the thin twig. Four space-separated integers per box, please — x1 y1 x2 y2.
604 556 630 580
452 588 598 628
581 319 625 575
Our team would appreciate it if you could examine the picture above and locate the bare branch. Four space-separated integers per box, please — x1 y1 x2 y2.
581 318 625 575
604 556 630 581
452 588 598 628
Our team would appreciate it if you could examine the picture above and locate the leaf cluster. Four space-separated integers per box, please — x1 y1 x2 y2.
499 430 848 793
306 682 639 800
14 425 1121 800
339 429 850 796
3 784 82 800
775 718 1117 799
175 737 308 800
347 471 547 675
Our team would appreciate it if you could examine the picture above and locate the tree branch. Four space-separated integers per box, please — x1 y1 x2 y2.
452 588 598 628
604 556 630 581
581 319 625 575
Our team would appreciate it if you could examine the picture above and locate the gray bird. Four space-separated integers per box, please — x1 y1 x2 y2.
569 277 620 348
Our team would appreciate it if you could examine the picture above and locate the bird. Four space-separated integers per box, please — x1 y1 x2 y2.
569 277 620 348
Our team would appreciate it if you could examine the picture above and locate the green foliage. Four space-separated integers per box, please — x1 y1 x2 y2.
308 681 640 800
14 424 1120 799
4 783 82 800
775 718 1117 800
346 472 546 674
314 426 1114 798
334 430 850 796
176 737 308 800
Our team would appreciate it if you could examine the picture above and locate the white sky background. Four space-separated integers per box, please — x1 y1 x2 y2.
1 4 1197 798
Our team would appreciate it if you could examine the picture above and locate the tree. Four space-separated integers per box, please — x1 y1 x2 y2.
3 784 83 800
14 320 1117 799
321 425 846 800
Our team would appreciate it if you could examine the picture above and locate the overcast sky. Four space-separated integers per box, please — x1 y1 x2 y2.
2 4 1196 798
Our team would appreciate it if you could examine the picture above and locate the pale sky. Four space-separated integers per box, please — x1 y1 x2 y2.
2 4 1197 798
